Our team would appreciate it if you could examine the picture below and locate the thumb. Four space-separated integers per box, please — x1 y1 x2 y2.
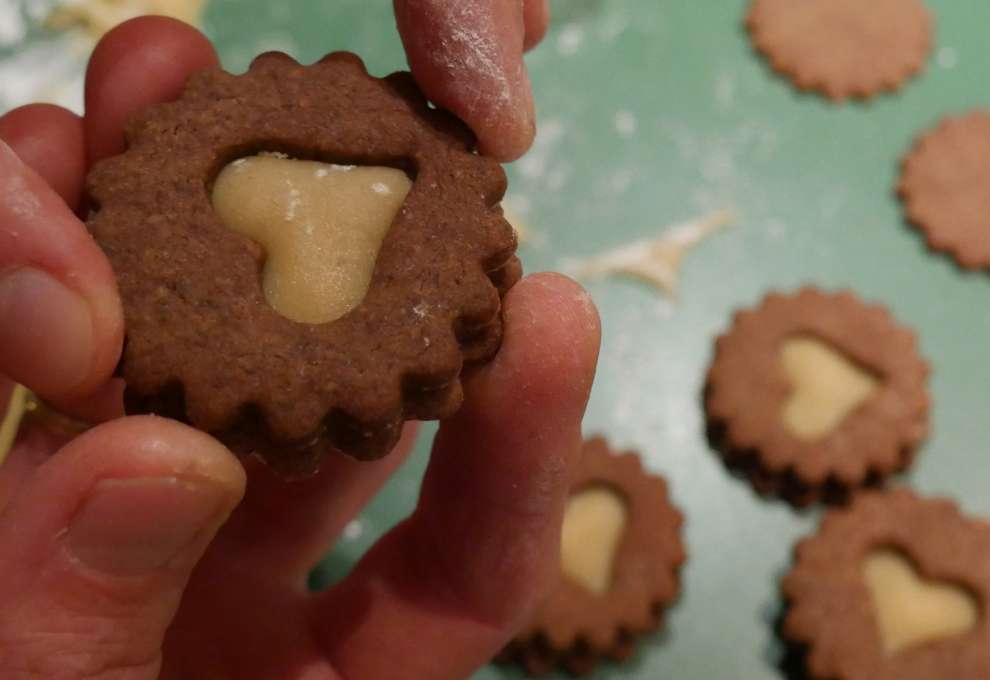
0 416 245 678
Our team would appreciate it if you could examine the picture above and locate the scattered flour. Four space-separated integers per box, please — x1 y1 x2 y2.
556 23 585 56
614 110 638 138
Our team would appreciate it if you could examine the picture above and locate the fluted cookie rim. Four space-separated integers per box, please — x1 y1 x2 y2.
86 52 520 470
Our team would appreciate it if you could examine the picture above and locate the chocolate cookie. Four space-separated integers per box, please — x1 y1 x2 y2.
783 489 990 679
705 288 929 506
746 0 933 101
898 110 990 269
86 52 520 472
499 437 685 676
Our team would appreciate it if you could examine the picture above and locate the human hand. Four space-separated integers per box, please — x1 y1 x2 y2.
394 0 550 161
0 15 597 680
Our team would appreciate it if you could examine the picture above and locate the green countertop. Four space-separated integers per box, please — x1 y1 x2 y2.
4 1 990 678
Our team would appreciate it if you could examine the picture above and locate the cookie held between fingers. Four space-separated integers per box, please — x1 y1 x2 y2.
898 110 990 269
705 288 929 506
86 52 520 473
499 437 685 676
746 0 933 101
783 489 990 679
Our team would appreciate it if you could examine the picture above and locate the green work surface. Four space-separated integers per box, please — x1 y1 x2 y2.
6 1 990 678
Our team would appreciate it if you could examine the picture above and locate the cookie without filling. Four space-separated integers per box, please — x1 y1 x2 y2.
746 0 933 101
898 110 990 269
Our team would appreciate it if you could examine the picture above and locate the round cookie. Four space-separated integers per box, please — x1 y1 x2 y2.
86 52 520 473
783 489 990 679
705 288 929 506
898 110 990 269
499 437 685 676
746 0 933 101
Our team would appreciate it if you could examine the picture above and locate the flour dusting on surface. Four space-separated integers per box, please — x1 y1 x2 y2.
556 23 585 56
614 110 638 138
936 46 959 69
6 174 42 219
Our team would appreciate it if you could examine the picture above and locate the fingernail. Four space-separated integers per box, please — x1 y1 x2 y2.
67 477 225 575
0 268 93 395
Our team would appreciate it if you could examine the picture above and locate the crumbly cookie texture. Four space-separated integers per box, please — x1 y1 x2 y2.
87 52 520 472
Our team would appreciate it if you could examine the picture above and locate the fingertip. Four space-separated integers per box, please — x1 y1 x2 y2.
86 416 247 500
0 104 85 209
395 0 537 162
85 15 218 163
477 272 601 411
523 0 550 51
474 84 536 162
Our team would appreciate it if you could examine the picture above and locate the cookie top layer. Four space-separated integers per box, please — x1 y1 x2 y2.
706 288 929 506
87 52 520 468
899 110 990 269
504 437 685 676
784 489 990 680
746 0 933 101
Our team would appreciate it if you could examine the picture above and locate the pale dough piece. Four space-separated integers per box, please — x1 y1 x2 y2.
780 336 879 441
47 0 206 39
560 486 628 595
212 155 412 324
0 384 28 466
864 549 979 655
573 210 735 298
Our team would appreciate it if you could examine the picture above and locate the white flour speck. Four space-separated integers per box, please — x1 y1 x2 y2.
330 164 355 171
6 174 41 219
285 183 302 221
937 47 959 69
556 24 585 56
412 302 428 318
614 110 637 138
371 182 390 195
315 167 329 178
343 520 364 540
715 72 736 110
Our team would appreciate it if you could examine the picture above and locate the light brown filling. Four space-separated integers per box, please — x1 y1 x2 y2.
212 154 412 324
560 486 628 595
864 549 979 655
780 336 879 441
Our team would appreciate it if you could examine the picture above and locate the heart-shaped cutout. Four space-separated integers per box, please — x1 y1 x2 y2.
864 548 979 655
780 335 880 441
560 485 628 595
212 153 411 324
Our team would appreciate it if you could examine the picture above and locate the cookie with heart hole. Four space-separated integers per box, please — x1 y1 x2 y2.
498 437 686 676
86 52 520 474
705 288 929 506
745 0 933 101
898 110 990 270
783 489 990 680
